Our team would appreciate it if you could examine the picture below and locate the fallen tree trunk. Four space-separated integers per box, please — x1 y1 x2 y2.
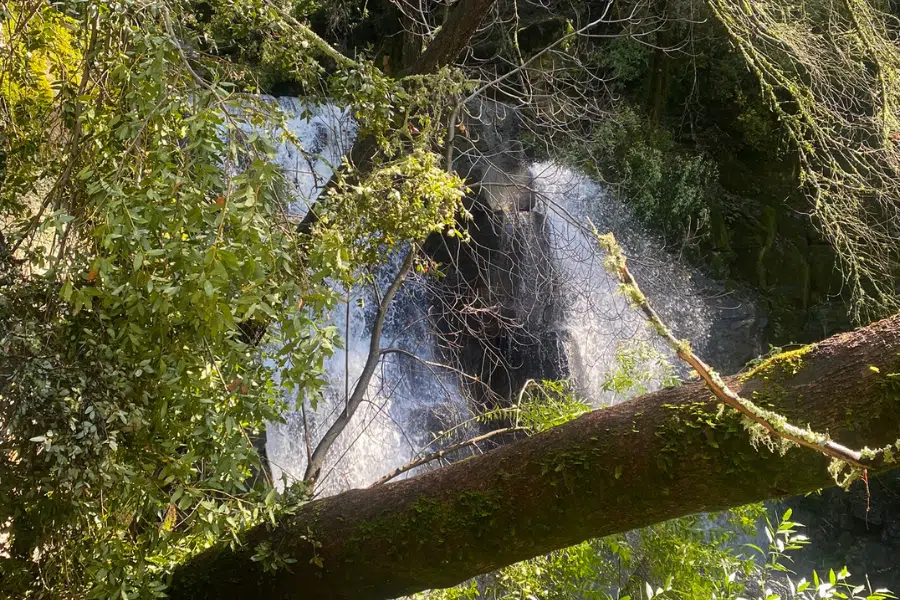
168 316 900 600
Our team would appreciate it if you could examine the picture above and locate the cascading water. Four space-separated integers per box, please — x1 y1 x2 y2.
267 99 356 216
530 163 684 406
531 162 760 406
264 100 763 497
266 263 474 494
263 99 473 495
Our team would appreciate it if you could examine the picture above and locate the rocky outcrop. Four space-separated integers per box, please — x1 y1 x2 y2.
423 100 568 409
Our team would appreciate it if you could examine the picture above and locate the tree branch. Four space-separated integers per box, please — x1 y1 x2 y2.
261 0 359 69
296 0 498 237
371 426 524 486
403 0 498 76
303 247 418 484
593 229 890 479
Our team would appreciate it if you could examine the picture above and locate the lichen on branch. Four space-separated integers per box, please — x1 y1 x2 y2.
592 230 896 487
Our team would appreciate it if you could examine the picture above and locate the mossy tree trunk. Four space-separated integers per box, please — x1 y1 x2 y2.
168 316 900 600
402 0 497 75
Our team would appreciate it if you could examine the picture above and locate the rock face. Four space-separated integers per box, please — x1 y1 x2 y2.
709 159 851 345
424 100 568 409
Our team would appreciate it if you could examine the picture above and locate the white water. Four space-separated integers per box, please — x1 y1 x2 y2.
268 99 356 216
263 99 473 495
264 101 758 495
530 162 722 406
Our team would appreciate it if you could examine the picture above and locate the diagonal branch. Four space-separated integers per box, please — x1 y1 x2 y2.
303 247 418 484
296 0 498 236
593 229 890 478
403 0 498 76
260 0 359 69
371 426 524 486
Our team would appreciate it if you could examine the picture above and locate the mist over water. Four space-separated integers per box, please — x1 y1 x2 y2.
530 162 756 405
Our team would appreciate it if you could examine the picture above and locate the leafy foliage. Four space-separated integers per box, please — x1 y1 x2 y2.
416 509 895 600
319 149 467 265
0 0 465 597
0 1 81 199
578 106 718 247
600 340 680 401
741 510 895 600
0 3 333 597
468 380 591 435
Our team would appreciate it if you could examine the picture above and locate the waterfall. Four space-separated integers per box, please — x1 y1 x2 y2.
266 261 474 494
266 98 356 214
263 99 473 494
264 100 763 495
531 162 755 406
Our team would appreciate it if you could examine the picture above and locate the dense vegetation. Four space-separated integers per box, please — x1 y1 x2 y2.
1 0 899 597
558 0 900 336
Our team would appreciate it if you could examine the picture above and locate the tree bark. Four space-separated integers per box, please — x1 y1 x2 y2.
403 0 496 76
167 315 900 600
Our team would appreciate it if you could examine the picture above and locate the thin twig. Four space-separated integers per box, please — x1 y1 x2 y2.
445 103 461 170
462 0 615 105
300 400 313 465
372 426 524 485
345 284 351 410
162 7 217 94
380 347 482 383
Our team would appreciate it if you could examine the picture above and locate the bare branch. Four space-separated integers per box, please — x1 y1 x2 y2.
303 247 418 484
371 426 524 485
594 229 891 478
